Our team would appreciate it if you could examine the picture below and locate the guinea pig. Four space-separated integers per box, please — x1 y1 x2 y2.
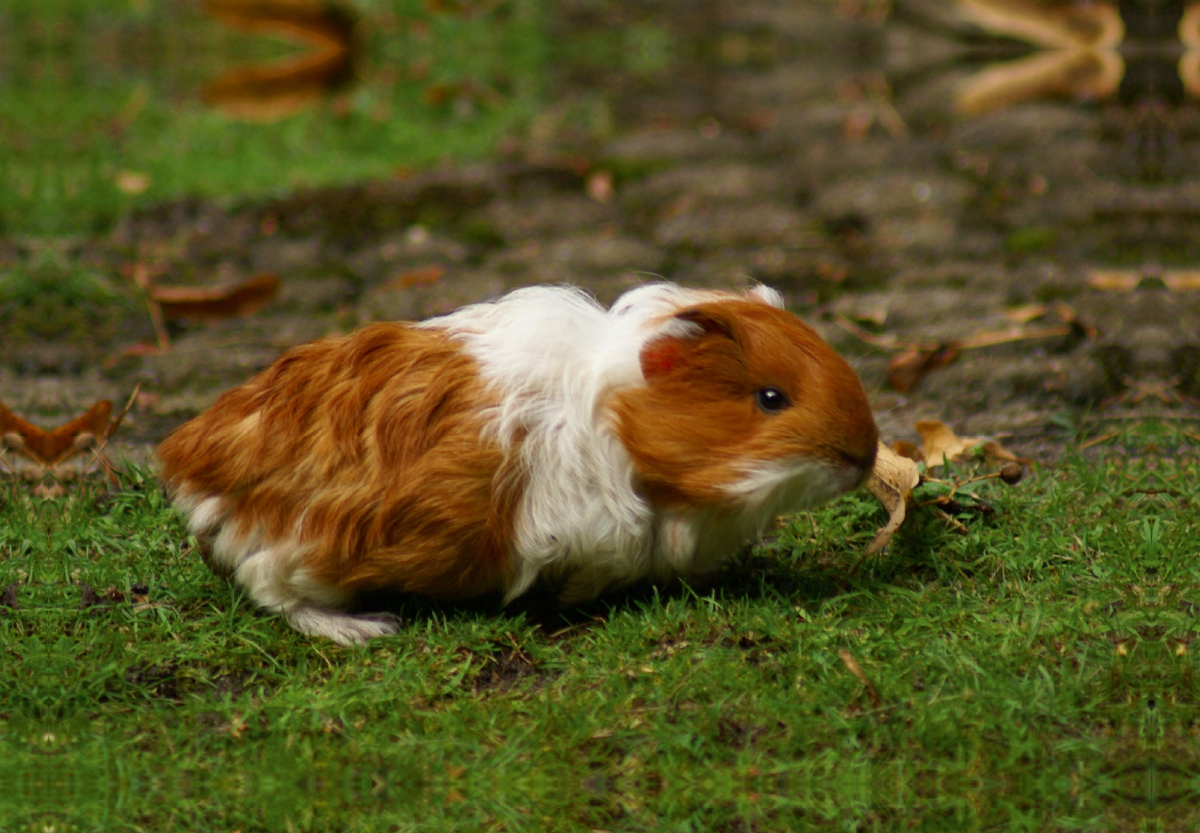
157 282 878 644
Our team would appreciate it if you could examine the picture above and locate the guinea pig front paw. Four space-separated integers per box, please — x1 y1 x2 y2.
284 606 401 646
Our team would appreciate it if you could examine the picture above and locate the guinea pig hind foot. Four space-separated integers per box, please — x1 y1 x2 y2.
284 605 401 646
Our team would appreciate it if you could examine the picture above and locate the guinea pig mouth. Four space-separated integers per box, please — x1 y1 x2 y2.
721 458 863 512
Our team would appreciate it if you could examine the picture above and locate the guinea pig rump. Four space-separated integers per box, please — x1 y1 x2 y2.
157 324 525 642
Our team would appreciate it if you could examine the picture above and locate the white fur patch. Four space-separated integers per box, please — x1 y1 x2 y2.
722 459 851 513
286 607 400 646
187 495 227 537
422 282 800 600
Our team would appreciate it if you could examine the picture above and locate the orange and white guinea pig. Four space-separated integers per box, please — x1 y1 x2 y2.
157 283 878 644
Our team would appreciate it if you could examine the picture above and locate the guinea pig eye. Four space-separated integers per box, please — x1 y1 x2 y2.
755 387 791 413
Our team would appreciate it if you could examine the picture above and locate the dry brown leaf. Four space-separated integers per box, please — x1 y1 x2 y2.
1002 303 1048 324
1182 50 1200 99
117 342 166 359
586 170 615 203
956 324 1073 350
917 420 982 468
201 0 355 121
151 274 281 321
380 265 445 291
845 305 889 327
1087 269 1141 291
202 0 355 49
0 401 112 467
1080 432 1118 450
980 439 1034 466
887 345 960 393
837 649 883 709
1164 271 1200 291
835 315 903 349
956 49 1124 116
115 171 151 195
958 0 1123 49
890 440 924 462
202 50 355 122
863 442 921 556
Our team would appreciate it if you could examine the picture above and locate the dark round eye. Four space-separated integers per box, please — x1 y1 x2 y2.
755 387 791 413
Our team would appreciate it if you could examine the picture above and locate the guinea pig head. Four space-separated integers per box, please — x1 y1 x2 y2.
610 298 878 515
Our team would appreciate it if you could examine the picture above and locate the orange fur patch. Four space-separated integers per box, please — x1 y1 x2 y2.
158 324 523 600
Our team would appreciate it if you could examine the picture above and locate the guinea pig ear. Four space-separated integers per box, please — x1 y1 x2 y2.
675 307 735 338
640 306 737 379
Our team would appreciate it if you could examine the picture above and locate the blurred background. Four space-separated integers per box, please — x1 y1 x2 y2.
2 0 1196 461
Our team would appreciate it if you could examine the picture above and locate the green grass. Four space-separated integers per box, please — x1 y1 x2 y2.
1 422 1193 831
2 0 549 236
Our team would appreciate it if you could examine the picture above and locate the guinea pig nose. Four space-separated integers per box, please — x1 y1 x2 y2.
837 440 878 484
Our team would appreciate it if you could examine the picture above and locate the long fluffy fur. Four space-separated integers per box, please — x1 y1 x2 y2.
158 283 877 644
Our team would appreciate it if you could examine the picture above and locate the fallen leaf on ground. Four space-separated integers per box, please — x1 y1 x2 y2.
586 170 614 203
1088 269 1141 291
202 0 355 49
1002 303 1048 324
201 0 355 121
843 309 1083 392
203 50 355 122
116 342 166 359
0 401 112 467
917 420 982 467
954 1 1124 116
380 265 444 291
150 274 281 322
981 439 1033 466
844 305 889 327
887 345 960 393
837 649 883 709
863 442 921 556
1088 267 1200 292
115 171 151 195
1164 271 1200 291
958 0 1124 50
956 323 1074 350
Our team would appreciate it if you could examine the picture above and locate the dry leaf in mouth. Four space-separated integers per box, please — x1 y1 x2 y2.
863 442 921 556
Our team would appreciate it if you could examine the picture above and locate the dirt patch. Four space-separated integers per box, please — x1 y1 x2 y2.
123 662 182 701
715 715 785 751
470 645 550 694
